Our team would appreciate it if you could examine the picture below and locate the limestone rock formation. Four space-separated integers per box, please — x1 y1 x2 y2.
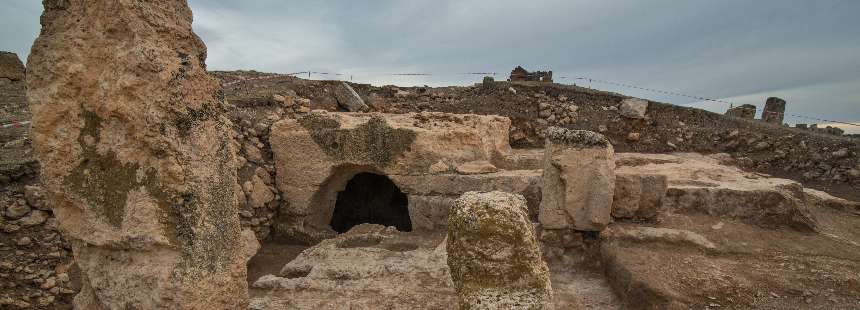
268 111 513 241
447 191 552 309
539 127 615 231
26 1 255 308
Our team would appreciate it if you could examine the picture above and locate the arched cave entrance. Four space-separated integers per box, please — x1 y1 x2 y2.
330 172 412 233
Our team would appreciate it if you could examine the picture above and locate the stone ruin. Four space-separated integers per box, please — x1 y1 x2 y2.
14 1 860 309
724 103 756 119
509 66 554 83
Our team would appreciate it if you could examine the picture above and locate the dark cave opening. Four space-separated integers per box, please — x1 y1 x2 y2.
330 172 412 233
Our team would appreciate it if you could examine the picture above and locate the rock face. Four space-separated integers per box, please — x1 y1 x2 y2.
27 1 255 309
618 98 648 119
333 82 369 112
447 191 552 309
269 111 513 241
539 127 615 231
615 153 819 232
0 51 25 81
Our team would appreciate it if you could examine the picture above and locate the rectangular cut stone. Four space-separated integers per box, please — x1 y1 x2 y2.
539 128 615 231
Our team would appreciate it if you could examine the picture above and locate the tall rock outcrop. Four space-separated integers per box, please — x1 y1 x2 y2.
26 0 256 309
447 191 553 309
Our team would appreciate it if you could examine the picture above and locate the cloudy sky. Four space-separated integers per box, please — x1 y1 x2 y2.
2 0 859 133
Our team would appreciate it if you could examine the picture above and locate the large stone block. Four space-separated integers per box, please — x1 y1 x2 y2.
447 191 552 309
539 127 615 231
26 1 255 308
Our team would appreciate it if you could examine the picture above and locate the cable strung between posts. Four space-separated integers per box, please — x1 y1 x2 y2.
565 76 860 127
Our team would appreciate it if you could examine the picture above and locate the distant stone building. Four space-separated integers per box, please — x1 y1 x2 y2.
509 66 553 83
761 97 786 124
725 104 756 119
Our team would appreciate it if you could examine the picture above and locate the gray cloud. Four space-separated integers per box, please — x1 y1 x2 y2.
3 0 859 132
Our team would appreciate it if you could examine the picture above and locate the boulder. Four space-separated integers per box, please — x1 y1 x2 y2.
26 1 255 308
333 82 369 112
619 98 648 119
447 191 552 309
539 127 615 231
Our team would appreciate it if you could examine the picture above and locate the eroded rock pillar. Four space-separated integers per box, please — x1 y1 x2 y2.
539 127 615 231
447 191 553 309
26 0 256 308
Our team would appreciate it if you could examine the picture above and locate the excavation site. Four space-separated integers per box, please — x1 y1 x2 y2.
1 1 859 309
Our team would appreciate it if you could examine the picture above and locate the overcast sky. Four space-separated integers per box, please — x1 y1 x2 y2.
2 0 859 133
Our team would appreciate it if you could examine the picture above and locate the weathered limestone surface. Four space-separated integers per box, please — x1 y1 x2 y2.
252 224 455 309
26 1 255 308
612 173 668 219
447 191 552 309
615 153 819 231
539 127 615 231
269 111 512 241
